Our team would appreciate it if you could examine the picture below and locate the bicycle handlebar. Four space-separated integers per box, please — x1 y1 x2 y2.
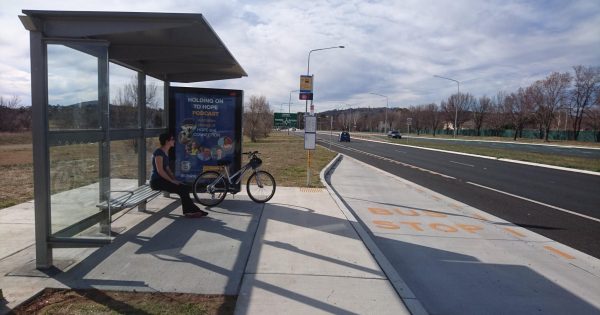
242 151 259 156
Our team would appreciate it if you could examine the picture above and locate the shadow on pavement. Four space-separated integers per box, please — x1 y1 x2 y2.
374 235 599 314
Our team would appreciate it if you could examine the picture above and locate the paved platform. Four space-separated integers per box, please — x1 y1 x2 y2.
0 161 409 314
329 155 600 315
2 153 599 314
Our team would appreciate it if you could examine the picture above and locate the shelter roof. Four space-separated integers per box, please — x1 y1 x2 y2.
20 10 247 82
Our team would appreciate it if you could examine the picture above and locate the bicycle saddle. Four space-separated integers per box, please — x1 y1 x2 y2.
217 160 231 166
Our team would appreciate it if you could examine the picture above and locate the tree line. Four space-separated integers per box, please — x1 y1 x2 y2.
0 96 30 132
318 65 600 142
4 65 598 142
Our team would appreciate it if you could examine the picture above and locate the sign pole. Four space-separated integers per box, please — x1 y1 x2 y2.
300 75 315 187
329 116 333 151
307 150 311 186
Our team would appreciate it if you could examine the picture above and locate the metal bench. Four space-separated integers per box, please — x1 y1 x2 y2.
50 185 162 239
97 184 161 213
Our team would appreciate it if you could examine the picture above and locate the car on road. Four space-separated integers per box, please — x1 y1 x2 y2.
387 130 402 139
339 131 351 142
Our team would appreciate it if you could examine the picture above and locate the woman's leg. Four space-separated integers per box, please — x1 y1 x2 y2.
175 184 201 213
150 178 203 214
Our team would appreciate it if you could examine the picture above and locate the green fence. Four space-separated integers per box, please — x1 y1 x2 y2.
414 129 599 142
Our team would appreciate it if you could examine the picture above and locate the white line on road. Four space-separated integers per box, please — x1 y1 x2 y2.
450 161 474 167
467 181 600 223
329 141 456 180
326 132 600 176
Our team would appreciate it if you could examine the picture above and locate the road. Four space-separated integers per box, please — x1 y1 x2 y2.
395 135 600 159
309 131 600 258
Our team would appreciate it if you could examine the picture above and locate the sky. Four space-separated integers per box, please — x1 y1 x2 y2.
1 0 599 112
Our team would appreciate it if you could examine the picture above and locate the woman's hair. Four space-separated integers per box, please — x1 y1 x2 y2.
159 133 172 146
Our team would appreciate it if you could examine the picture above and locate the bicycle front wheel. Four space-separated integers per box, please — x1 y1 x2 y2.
246 171 276 203
193 171 228 206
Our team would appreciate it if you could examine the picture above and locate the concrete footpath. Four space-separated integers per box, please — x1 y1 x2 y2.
0 155 410 314
329 155 600 314
2 153 599 314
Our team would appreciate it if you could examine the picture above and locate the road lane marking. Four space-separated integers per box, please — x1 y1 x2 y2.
544 245 575 260
327 142 457 180
450 203 462 210
323 134 600 176
504 227 526 238
450 160 474 167
472 213 489 221
467 181 600 223
395 150 407 154
372 220 484 234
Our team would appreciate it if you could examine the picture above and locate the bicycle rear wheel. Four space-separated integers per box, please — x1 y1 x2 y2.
246 170 276 203
193 171 228 206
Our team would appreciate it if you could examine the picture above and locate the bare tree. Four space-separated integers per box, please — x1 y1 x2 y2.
363 107 375 132
0 95 22 108
521 81 544 139
409 105 426 135
350 109 360 131
0 95 30 131
535 72 572 141
586 95 600 142
389 109 403 131
441 93 473 133
487 92 508 137
473 95 492 136
111 76 161 127
504 88 534 140
568 65 600 140
337 110 352 131
243 95 273 142
423 103 441 136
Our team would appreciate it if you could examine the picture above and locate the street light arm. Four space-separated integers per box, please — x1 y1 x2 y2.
289 89 300 114
369 92 389 133
434 74 461 138
307 45 345 75
369 92 387 99
433 74 459 84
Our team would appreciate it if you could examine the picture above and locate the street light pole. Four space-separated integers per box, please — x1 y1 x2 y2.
304 45 344 187
330 115 333 151
306 45 344 114
288 90 300 135
434 75 460 138
370 92 389 133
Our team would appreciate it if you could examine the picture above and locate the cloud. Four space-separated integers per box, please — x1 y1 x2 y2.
1 0 599 110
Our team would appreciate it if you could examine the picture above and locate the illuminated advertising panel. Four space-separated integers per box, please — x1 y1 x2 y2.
170 87 243 190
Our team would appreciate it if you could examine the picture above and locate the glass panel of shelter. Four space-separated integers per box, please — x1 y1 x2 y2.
47 42 111 241
45 41 167 245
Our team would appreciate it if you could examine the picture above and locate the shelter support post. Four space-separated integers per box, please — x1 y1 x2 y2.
31 31 52 269
137 72 147 211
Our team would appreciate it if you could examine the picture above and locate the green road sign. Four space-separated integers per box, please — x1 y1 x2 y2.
274 112 298 128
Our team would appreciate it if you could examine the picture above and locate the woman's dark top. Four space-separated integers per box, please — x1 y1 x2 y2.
151 148 169 181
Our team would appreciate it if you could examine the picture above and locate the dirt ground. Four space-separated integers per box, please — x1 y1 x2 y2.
10 288 236 315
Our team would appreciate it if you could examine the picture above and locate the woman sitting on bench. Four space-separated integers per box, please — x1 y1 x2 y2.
150 133 208 218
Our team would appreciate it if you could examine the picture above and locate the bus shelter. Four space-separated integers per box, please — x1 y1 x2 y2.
19 10 247 268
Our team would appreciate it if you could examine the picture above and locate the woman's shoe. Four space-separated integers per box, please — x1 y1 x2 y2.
184 211 208 218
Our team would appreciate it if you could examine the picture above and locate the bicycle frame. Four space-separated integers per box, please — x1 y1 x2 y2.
208 155 262 193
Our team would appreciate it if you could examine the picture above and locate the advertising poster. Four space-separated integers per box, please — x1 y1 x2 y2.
170 87 243 190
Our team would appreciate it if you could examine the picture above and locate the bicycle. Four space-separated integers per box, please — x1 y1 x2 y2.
192 151 276 206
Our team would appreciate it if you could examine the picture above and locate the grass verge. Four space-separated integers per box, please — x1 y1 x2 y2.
0 131 337 209
242 131 336 187
2 131 337 313
394 138 600 172
10 288 236 315
354 133 600 172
